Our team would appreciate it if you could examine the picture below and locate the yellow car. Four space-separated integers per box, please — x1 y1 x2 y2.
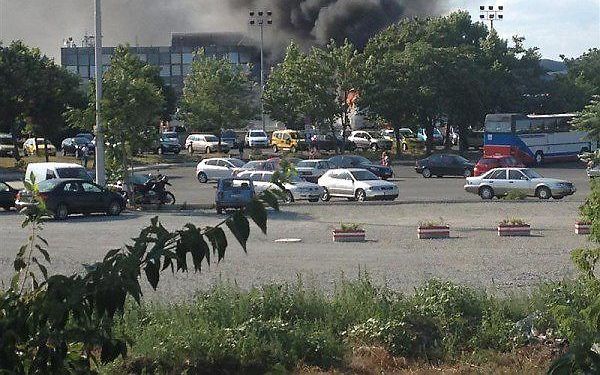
23 138 57 156
271 130 308 153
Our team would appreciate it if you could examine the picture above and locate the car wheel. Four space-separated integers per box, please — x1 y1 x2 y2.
463 168 472 177
197 172 208 183
422 168 432 178
54 203 69 220
479 186 494 200
188 145 194 154
535 151 544 165
321 187 331 202
205 146 211 154
107 200 122 216
308 198 319 203
163 192 176 205
2 205 11 211
355 189 366 202
273 145 278 153
284 190 294 204
536 186 551 200
216 206 223 214
553 195 565 200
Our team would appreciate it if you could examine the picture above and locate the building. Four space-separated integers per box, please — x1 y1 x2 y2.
60 32 261 95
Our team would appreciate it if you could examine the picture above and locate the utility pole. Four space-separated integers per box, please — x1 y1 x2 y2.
94 0 106 185
479 5 504 31
249 10 272 131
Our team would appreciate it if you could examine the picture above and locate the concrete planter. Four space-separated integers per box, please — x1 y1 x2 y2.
575 221 591 235
498 224 531 237
417 225 450 239
332 229 366 242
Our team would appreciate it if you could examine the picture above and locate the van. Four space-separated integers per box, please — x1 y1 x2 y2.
24 163 91 185
271 130 307 153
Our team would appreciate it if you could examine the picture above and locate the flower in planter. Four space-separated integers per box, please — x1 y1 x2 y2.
339 222 364 232
418 217 446 228
499 217 529 226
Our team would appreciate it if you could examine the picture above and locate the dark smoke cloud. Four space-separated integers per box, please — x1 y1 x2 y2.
0 0 442 60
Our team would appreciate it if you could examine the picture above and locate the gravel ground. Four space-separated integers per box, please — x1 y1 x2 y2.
0 198 592 301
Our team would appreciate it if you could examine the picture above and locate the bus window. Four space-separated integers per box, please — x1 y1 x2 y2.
515 120 531 134
556 118 571 132
485 121 511 133
544 119 557 133
530 119 545 133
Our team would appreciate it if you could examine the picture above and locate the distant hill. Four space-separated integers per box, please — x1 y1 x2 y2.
540 59 567 73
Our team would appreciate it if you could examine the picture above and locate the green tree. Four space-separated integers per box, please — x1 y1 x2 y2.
179 51 257 141
573 96 600 142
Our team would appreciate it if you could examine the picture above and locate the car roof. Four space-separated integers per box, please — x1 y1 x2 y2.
328 168 368 173
27 162 84 168
43 178 93 183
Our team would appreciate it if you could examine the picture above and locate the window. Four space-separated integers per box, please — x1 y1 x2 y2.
249 173 262 181
79 66 89 78
138 54 147 62
159 52 171 64
182 64 191 76
556 117 572 132
515 120 531 134
160 65 170 77
102 54 112 65
147 54 159 65
56 167 90 180
82 182 102 193
261 174 272 182
429 155 442 163
64 53 77 65
485 121 511 133
182 53 193 64
66 66 78 74
338 172 353 180
508 170 527 180
171 53 181 63
0 182 9 192
217 160 230 167
530 119 545 133
171 65 181 76
487 169 506 179
228 52 239 64
63 182 81 193
205 160 218 166
78 54 90 65
45 170 57 180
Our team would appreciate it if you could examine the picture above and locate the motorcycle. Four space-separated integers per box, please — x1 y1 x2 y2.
110 174 176 205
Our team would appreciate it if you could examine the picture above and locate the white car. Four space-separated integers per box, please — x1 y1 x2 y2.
245 130 269 148
236 170 322 203
318 168 399 202
347 130 392 151
296 159 332 182
185 134 229 154
196 158 246 183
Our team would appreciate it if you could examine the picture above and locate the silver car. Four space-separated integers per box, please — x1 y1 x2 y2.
196 158 245 183
296 159 332 183
185 134 230 154
464 167 576 200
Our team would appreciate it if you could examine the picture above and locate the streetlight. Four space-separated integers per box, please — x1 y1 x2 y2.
94 0 106 185
479 5 504 31
249 10 272 131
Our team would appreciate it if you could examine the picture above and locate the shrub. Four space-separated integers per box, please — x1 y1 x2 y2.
499 217 528 226
502 189 528 200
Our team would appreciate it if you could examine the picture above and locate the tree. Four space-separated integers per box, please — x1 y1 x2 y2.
573 96 600 142
179 51 257 139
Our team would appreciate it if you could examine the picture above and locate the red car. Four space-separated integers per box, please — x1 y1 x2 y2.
473 156 525 176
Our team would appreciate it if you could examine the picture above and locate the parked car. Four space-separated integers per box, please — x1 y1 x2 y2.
474 156 524 176
75 133 94 142
381 128 423 152
24 162 91 184
221 129 239 149
245 130 269 148
162 131 184 146
415 154 474 178
155 135 181 154
271 129 308 153
0 134 14 156
185 134 230 154
587 164 599 179
318 168 398 202
417 128 444 145
16 178 125 219
328 155 393 179
465 168 576 200
0 181 17 211
310 134 356 152
215 178 255 214
23 138 57 156
296 159 333 182
232 159 279 176
347 130 392 151
196 157 245 183
61 137 95 156
237 170 322 203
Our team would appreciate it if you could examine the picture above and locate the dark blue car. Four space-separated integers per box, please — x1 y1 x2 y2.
215 178 255 214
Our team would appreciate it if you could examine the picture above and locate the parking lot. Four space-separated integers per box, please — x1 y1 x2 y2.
0 160 593 301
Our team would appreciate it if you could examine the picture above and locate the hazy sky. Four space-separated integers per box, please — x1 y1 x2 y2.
0 0 598 61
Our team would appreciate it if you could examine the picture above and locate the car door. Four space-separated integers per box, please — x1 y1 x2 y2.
427 155 443 175
81 181 107 212
203 159 219 179
337 171 355 196
507 169 532 194
61 181 87 212
0 182 14 207
485 169 509 195
249 172 267 193
448 155 464 176
215 160 233 178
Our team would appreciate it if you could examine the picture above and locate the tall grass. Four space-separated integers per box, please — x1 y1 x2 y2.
103 273 593 374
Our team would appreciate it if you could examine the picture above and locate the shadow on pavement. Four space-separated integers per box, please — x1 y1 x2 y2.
41 212 143 223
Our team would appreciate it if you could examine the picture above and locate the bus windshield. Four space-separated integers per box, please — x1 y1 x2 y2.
485 121 512 133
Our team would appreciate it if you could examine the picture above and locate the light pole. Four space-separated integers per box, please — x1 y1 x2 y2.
479 5 504 31
249 10 272 131
94 0 106 185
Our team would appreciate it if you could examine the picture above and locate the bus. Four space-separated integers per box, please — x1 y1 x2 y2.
483 113 598 165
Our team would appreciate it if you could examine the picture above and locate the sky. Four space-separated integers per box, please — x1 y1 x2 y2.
0 0 598 62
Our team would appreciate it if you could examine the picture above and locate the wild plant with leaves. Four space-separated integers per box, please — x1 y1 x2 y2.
0 177 279 373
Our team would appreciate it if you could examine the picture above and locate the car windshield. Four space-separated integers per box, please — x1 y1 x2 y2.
38 179 61 192
297 160 317 168
73 137 88 144
350 170 379 181
242 161 263 169
0 137 12 145
368 131 380 138
163 132 178 139
522 169 543 179
351 156 372 165
289 132 298 139
56 168 91 180
228 159 245 167
205 135 218 142
250 131 266 137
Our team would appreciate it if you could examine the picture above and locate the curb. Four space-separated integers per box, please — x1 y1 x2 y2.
131 162 196 172
135 203 215 212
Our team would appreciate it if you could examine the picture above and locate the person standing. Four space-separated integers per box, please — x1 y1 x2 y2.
81 145 89 168
381 151 390 167
238 140 245 160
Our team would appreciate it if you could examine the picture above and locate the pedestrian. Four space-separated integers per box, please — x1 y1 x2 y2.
238 141 245 160
381 151 390 167
75 144 82 161
81 144 89 168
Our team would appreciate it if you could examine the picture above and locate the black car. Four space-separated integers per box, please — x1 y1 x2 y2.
16 178 125 220
75 133 95 142
415 154 475 178
0 181 17 211
312 134 356 152
156 135 181 154
221 129 238 149
61 137 95 156
328 155 393 179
